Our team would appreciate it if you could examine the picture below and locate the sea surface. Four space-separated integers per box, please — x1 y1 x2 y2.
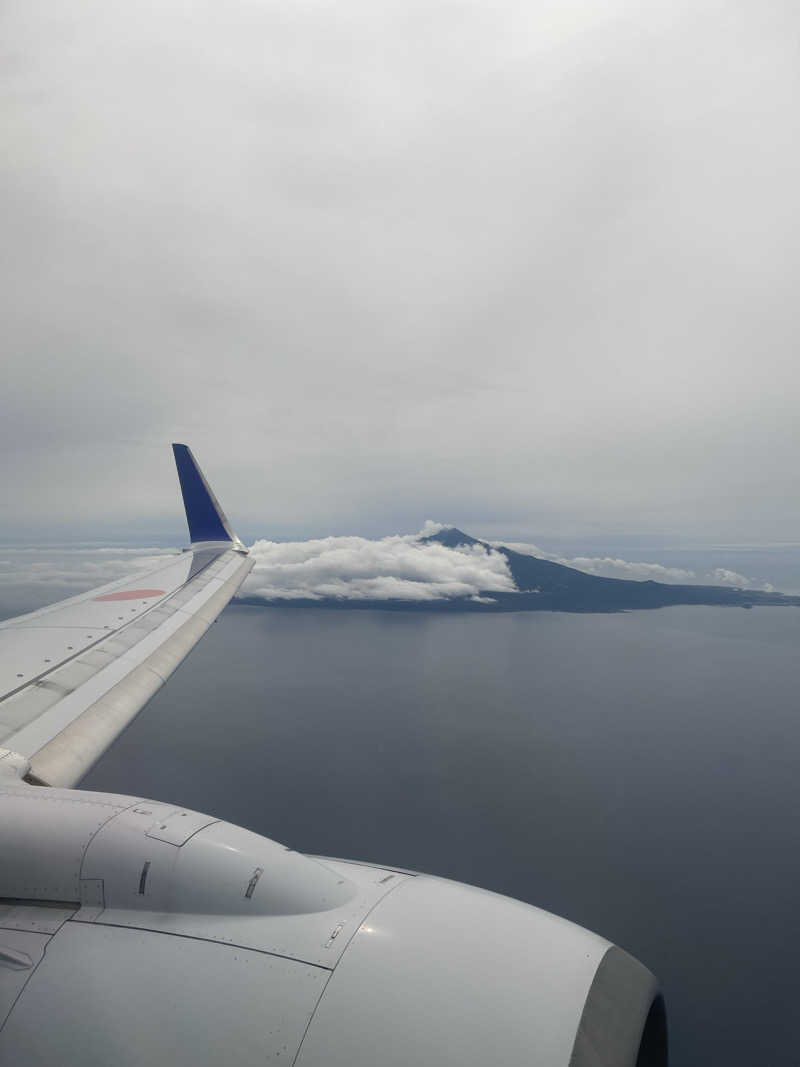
78 602 800 1067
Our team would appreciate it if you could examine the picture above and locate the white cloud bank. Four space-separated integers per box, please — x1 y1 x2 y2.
497 541 774 591
709 567 774 593
0 546 177 589
242 529 516 602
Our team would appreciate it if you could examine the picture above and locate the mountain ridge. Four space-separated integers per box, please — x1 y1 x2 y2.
423 525 797 609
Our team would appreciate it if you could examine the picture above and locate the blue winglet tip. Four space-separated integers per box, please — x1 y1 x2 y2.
172 443 242 548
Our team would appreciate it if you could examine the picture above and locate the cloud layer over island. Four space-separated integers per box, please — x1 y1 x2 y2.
0 528 776 616
243 524 515 602
240 525 775 602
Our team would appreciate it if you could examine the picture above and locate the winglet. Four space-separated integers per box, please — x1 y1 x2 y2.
172 444 246 551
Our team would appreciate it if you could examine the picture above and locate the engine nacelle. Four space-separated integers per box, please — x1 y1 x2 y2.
0 781 666 1065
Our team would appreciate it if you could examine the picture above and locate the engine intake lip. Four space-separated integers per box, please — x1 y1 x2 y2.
568 944 667 1067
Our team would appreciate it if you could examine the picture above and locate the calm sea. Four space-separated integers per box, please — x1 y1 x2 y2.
78 603 800 1066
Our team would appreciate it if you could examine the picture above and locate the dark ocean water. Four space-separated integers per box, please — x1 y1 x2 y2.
80 603 800 1067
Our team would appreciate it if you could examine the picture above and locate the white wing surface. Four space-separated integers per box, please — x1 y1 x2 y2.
0 445 253 788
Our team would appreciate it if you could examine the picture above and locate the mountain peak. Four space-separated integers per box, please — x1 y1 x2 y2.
420 526 483 549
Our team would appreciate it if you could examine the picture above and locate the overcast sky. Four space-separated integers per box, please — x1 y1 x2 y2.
3 1 799 544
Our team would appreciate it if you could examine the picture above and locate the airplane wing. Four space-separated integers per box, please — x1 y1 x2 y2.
0 444 253 789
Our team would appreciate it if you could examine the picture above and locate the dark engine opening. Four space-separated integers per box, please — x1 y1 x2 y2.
636 994 668 1067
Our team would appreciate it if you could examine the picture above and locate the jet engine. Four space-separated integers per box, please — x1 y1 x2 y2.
0 780 666 1065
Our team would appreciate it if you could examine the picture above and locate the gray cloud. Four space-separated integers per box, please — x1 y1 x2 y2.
3 2 799 541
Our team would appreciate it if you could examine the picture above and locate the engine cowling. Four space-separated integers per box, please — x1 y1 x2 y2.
0 782 666 1065
292 867 667 1067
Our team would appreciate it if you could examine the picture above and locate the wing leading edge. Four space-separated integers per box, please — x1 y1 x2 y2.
0 445 252 788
